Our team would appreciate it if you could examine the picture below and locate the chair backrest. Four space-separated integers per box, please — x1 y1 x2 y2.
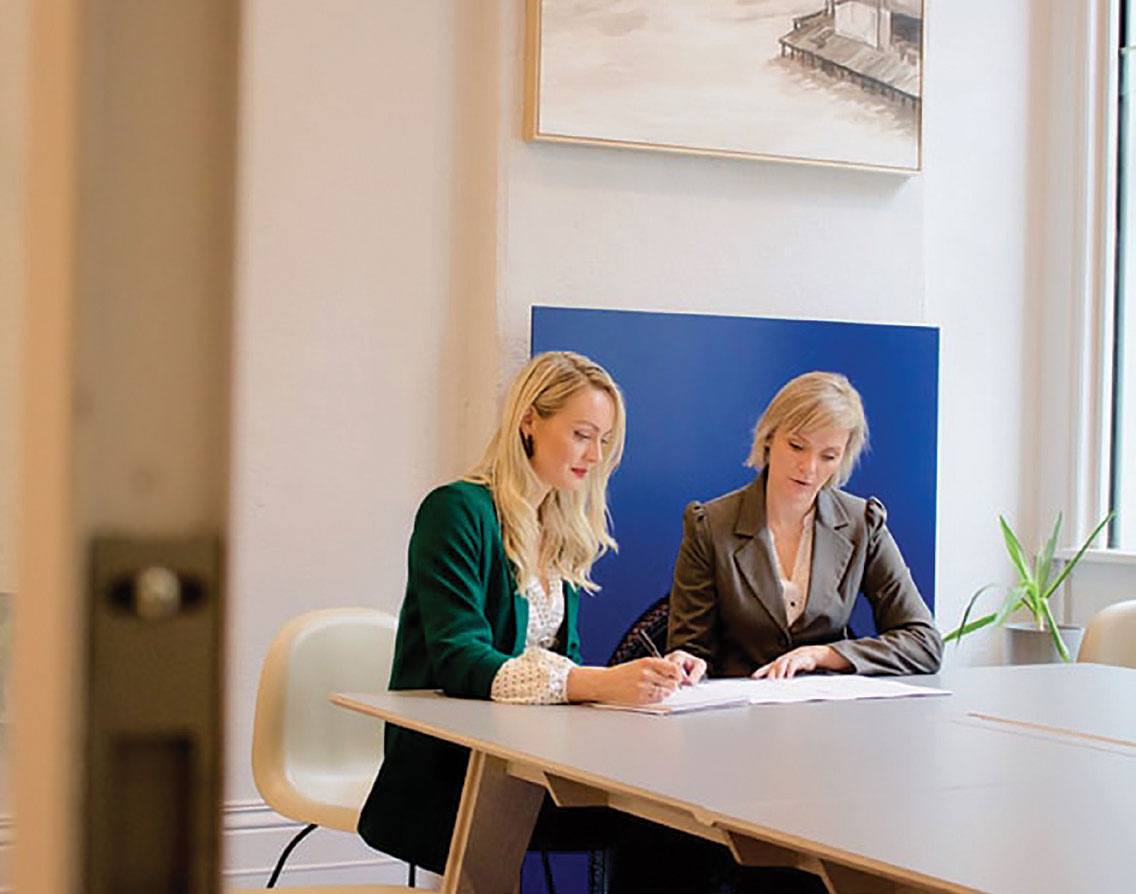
252 608 398 832
607 594 670 666
1077 599 1136 669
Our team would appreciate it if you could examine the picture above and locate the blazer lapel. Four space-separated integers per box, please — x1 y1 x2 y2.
806 488 854 618
732 477 790 634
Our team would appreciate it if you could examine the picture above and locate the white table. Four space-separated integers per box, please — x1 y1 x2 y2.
334 664 1136 894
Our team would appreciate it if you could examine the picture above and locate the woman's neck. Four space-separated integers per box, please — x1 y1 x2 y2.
527 478 551 510
764 481 813 532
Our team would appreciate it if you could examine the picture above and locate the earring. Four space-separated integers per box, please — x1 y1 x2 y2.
521 432 534 458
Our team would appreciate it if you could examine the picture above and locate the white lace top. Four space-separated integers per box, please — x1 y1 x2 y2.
770 507 816 628
489 574 575 704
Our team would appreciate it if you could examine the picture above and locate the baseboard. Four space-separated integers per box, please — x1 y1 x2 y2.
0 801 428 891
222 799 439 888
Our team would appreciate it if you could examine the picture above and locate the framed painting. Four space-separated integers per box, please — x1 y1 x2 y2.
524 0 924 173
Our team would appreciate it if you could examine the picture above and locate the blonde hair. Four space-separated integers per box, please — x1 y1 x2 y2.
746 371 868 488
466 351 626 594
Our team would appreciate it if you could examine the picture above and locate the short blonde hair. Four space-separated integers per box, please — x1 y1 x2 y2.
746 371 868 488
466 351 626 593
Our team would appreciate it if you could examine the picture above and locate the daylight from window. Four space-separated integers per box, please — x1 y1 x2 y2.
1114 0 1136 547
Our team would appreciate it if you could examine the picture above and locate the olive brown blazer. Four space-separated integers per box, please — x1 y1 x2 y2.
667 474 943 677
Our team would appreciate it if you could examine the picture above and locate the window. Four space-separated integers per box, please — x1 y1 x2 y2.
1114 0 1136 547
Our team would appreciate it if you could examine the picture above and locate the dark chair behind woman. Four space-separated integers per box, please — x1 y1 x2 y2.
607 595 670 667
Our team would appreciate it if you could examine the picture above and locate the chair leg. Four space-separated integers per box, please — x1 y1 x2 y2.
588 847 611 894
266 822 317 887
541 851 557 894
408 862 417 888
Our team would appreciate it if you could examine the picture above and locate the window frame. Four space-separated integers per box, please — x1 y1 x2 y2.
1063 0 1123 558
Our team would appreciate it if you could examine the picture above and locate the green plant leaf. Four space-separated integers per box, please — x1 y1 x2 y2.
993 584 1027 627
1040 511 1114 602
1034 513 1061 595
1020 578 1041 619
1000 514 1041 617
949 586 995 640
1039 598 1071 662
945 583 1002 645
943 612 997 643
999 516 1035 589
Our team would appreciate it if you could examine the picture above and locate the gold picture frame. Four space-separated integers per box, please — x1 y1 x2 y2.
524 0 924 174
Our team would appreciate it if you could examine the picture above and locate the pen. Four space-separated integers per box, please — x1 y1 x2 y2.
638 628 663 659
639 630 693 686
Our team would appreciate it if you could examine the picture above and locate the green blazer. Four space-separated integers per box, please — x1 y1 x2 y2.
357 481 581 873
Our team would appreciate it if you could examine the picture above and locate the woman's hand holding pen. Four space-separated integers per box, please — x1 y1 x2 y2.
565 635 706 704
637 630 707 687
663 649 707 686
566 658 683 705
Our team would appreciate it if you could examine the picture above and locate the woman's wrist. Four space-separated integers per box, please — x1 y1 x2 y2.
565 665 606 703
817 645 854 672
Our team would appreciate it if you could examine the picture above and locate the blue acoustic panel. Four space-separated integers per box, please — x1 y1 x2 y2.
521 851 589 894
532 307 939 668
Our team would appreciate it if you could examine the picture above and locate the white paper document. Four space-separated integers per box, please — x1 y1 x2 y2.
591 675 950 715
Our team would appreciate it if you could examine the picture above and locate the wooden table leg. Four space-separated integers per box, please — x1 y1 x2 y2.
439 750 545 894
725 830 941 894
816 861 940 894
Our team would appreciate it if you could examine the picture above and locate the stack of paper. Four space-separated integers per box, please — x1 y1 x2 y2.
591 675 949 715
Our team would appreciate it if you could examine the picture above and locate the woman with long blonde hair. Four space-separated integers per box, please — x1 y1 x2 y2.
358 351 705 884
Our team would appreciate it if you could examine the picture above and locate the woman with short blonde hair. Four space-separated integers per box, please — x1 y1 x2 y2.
670 370 942 681
747 371 868 488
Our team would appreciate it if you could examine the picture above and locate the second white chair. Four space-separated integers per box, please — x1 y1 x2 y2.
1078 599 1136 668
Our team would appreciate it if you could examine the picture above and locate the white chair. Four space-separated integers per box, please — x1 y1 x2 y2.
245 607 411 891
1078 599 1136 668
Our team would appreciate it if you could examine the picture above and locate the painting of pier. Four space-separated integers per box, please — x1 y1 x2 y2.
526 0 923 172
779 1 922 110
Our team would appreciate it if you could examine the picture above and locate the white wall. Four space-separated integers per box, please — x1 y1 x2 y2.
228 0 465 882
229 0 1044 881
922 0 1038 663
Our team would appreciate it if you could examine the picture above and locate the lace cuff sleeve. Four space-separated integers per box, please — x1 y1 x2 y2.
489 647 575 705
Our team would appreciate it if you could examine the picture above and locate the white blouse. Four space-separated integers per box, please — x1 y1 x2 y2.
489 574 575 704
770 507 815 628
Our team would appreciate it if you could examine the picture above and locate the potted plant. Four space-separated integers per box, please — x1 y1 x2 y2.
945 511 1113 663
